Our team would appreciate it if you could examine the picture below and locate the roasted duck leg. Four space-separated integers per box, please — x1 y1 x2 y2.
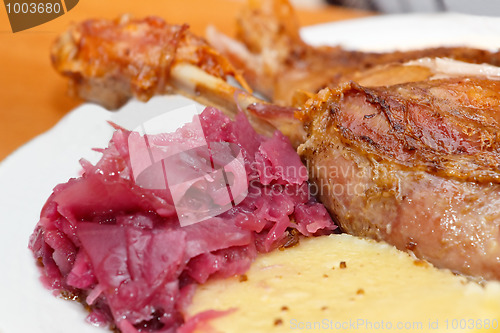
52 15 251 110
51 15 305 146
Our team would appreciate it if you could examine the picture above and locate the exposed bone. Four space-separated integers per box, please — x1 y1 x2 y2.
170 63 306 147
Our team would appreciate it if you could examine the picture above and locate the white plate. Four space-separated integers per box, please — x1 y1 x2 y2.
1 13 500 333
301 12 500 51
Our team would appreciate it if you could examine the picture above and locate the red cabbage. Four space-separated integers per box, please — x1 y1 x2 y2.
29 107 335 332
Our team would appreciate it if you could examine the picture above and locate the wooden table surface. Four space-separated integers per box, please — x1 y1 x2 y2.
0 0 371 162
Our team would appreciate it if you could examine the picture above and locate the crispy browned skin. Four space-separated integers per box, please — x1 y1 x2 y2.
207 0 500 105
298 78 500 280
51 15 310 144
52 15 249 109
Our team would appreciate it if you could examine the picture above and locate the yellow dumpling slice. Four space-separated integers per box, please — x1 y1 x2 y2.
186 234 500 333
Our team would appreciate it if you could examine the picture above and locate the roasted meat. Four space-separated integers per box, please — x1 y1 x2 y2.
51 15 308 145
298 77 500 280
52 15 250 110
207 0 500 105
